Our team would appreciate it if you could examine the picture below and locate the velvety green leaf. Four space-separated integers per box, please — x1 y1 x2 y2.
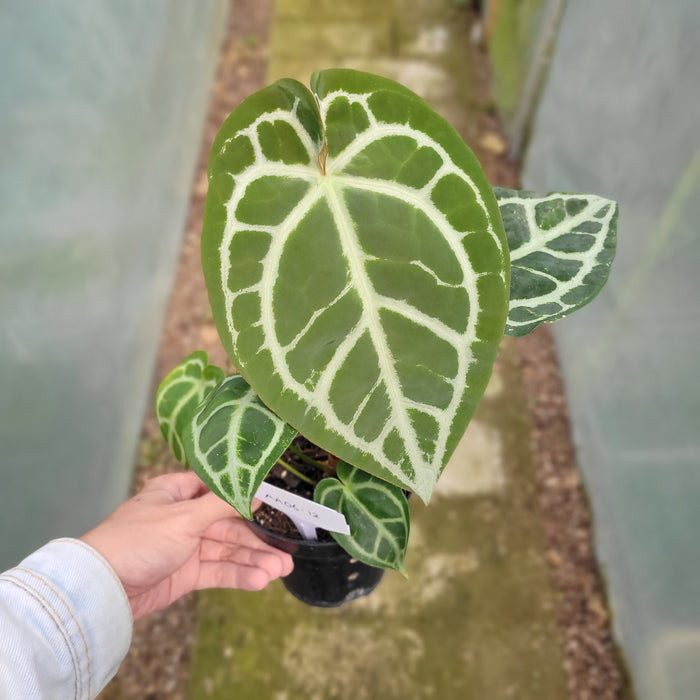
495 187 618 336
202 69 509 503
314 462 410 573
155 351 225 464
183 374 296 519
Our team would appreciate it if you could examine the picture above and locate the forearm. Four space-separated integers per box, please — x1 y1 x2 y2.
0 538 133 700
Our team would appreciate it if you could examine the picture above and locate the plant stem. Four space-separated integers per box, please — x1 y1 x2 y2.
276 458 315 486
289 443 328 474
288 443 336 478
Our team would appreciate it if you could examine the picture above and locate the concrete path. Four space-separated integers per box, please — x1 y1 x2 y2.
188 1 567 697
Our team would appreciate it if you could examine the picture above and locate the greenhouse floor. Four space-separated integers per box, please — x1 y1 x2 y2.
188 1 567 697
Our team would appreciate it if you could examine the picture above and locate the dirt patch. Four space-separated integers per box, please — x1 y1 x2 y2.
102 2 630 698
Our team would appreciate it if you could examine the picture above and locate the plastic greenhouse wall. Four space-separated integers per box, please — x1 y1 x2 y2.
522 1 700 698
484 0 563 159
0 1 228 569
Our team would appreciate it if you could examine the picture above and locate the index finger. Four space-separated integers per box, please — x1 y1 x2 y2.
184 489 243 530
141 470 209 502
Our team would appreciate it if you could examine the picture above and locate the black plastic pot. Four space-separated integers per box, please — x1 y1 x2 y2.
249 522 385 607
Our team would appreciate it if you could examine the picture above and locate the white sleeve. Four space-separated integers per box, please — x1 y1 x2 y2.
0 538 133 699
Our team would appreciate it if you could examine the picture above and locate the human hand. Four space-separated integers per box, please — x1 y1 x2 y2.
80 471 293 620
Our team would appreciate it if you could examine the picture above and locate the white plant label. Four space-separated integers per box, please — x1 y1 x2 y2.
255 481 351 540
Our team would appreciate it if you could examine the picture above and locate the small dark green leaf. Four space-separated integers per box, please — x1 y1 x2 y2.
494 187 618 336
314 462 410 573
183 375 296 518
155 351 225 464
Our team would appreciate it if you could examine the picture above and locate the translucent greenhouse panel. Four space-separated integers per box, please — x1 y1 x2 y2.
0 1 227 568
523 0 700 697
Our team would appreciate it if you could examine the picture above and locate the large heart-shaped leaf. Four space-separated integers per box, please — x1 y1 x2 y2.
315 462 410 573
495 187 618 337
202 69 509 503
184 374 297 519
155 351 225 464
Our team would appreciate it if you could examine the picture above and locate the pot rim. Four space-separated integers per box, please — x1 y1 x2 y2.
247 518 347 554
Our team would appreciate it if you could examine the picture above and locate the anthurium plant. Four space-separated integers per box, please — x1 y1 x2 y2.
155 69 617 576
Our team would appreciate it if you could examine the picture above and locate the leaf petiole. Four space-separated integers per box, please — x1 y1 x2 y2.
276 457 316 486
288 443 336 478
